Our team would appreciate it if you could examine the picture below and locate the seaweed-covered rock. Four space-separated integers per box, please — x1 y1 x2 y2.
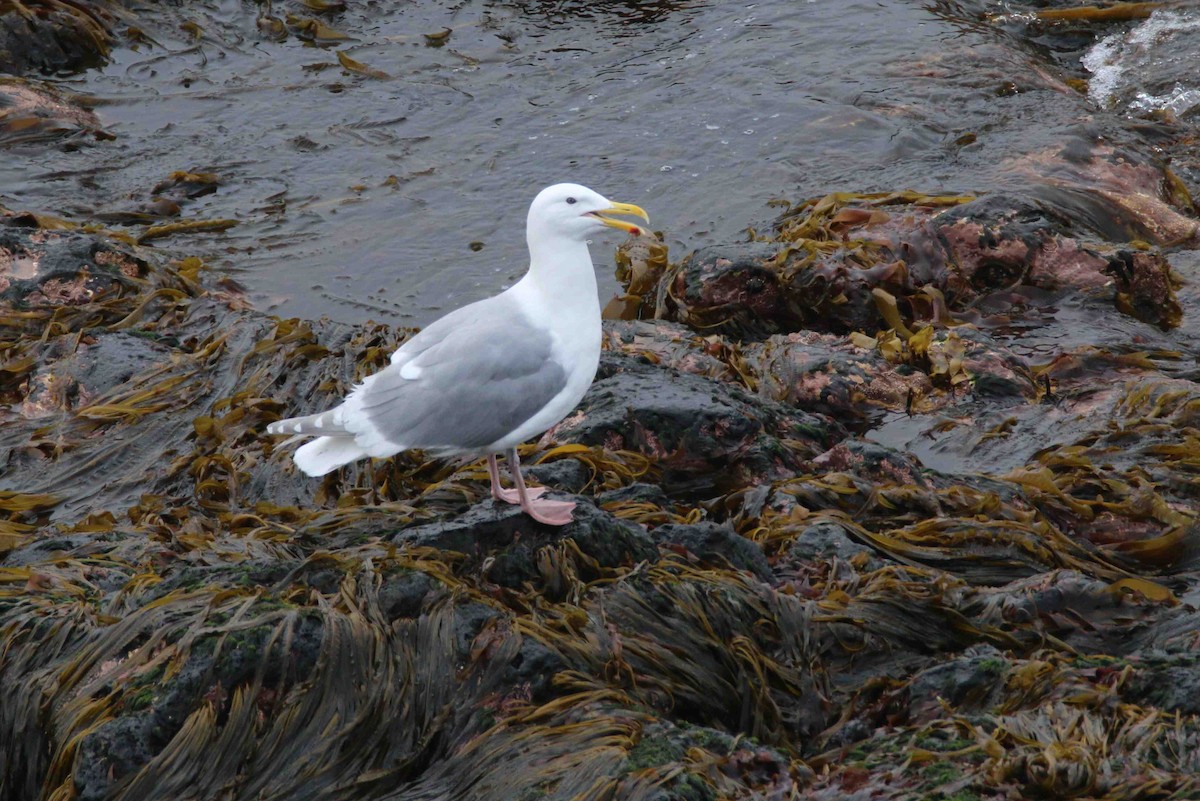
650 521 771 580
904 645 1011 719
658 242 804 338
649 137 1194 345
6 7 1200 799
551 352 845 496
527 457 593 494
0 222 150 312
0 77 108 147
0 1 118 76
393 495 658 588
603 318 1040 426
1124 653 1200 716
783 518 881 567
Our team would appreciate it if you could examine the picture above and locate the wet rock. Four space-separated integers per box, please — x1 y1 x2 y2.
1 532 100 566
596 481 672 509
551 352 845 497
1103 249 1183 329
527 457 593 494
622 719 806 801
651 521 771 580
943 326 1039 398
0 77 108 147
0 1 116 76
905 645 1011 719
657 242 799 339
0 222 149 313
1124 653 1200 715
784 518 880 567
8 331 171 418
648 147 1193 344
603 318 741 385
808 440 931 490
745 331 934 419
145 560 303 599
71 608 325 801
377 568 444 619
1022 139 1199 246
392 495 657 588
603 319 1039 425
968 570 1178 655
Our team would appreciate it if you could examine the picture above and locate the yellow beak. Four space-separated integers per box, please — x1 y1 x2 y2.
591 201 650 234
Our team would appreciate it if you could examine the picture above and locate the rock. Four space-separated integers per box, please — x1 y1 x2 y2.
1103 250 1183 330
596 482 672 509
377 568 444 619
0 77 108 146
785 518 880 566
392 496 657 588
527 457 593 494
648 145 1192 344
808 440 931 490
651 521 771 580
1124 653 1200 715
904 645 1011 720
745 331 935 419
0 2 116 76
0 224 148 311
603 318 1039 427
551 352 845 497
657 242 803 339
602 318 741 385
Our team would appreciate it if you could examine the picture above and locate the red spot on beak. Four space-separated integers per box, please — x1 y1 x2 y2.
630 227 641 236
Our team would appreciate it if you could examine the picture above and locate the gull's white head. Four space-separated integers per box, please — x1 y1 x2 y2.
526 182 650 244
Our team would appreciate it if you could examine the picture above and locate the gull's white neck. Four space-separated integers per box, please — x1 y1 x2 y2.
515 231 600 324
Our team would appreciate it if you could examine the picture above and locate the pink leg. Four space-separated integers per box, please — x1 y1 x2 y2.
507 448 575 526
487 453 545 504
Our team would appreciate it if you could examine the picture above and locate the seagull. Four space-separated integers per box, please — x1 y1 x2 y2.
266 183 649 525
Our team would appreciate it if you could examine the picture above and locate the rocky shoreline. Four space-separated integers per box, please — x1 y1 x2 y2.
5 2 1200 801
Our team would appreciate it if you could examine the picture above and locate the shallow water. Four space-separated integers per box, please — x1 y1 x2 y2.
1082 8 1200 116
3 2 1198 327
0 0 1018 325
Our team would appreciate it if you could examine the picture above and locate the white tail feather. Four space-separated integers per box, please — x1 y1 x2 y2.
292 436 368 476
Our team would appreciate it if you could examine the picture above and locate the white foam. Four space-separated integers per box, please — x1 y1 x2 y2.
1081 10 1200 114
1080 31 1124 107
1131 85 1200 116
1128 10 1200 47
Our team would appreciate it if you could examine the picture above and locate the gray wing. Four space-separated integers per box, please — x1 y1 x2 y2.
348 296 567 453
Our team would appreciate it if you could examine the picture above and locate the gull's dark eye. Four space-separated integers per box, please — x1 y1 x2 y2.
566 197 577 205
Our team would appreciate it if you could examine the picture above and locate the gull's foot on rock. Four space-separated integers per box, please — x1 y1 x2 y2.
492 485 548 504
521 498 576 526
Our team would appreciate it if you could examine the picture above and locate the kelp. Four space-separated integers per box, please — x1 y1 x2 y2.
5 63 1200 801
285 14 353 44
137 218 239 244
336 50 390 80
1033 3 1163 24
0 77 110 147
652 136 1196 341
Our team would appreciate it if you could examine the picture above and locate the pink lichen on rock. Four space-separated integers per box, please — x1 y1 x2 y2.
26 275 93 306
95 250 143 278
1027 236 1110 289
